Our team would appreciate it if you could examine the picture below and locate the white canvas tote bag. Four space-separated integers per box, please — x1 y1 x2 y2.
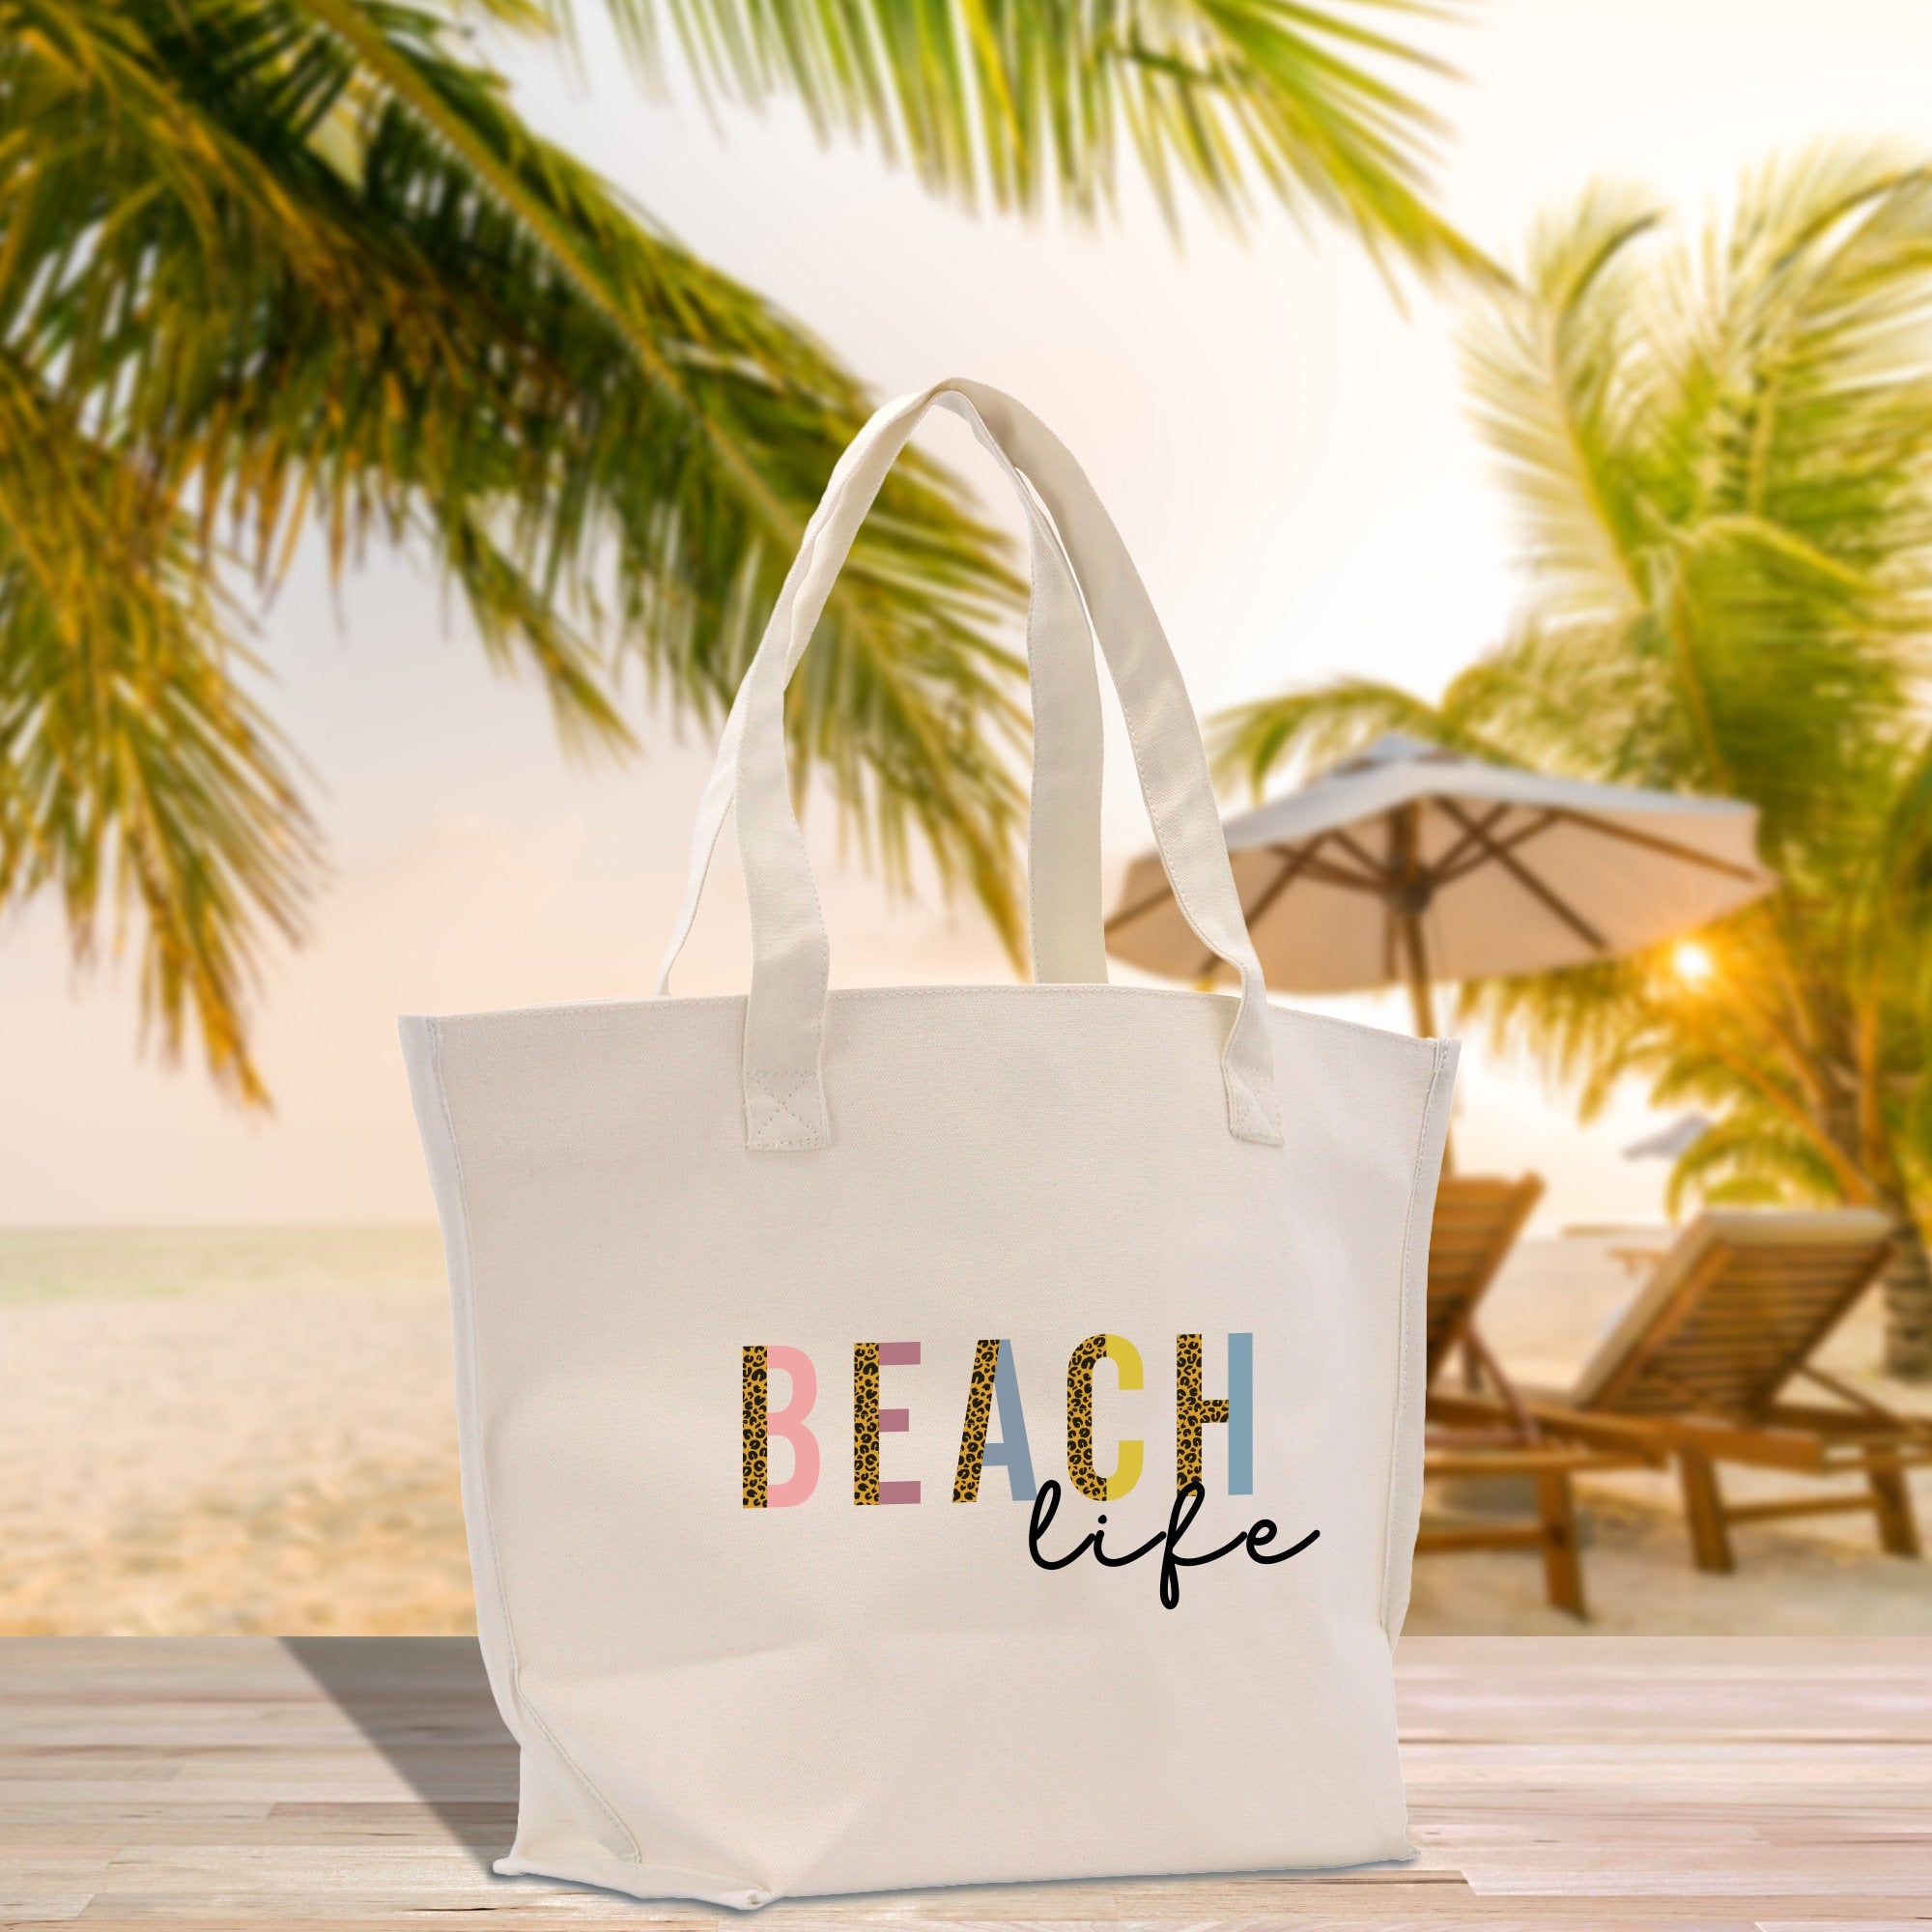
402 379 1458 1910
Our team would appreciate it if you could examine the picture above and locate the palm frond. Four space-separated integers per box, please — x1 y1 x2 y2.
1662 1106 1844 1215
1218 153 1932 1295
0 349 317 1103
1459 186 1666 625
2 0 1042 1088
1206 675 1465 797
613 0 1489 274
1205 630 1577 799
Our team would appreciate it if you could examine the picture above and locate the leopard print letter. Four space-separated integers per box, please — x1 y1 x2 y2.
855 1341 922 1504
744 1345 820 1507
952 1340 999 1502
1065 1333 1146 1502
742 1346 766 1508
853 1343 881 1505
952 1339 1037 1502
1177 1333 1254 1492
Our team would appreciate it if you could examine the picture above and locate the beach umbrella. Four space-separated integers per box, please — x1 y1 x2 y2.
1105 733 1775 1037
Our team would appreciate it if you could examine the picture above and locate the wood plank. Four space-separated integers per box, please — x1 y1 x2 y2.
1 1638 1928 1926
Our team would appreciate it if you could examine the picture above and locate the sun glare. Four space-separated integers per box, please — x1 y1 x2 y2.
1671 940 1717 986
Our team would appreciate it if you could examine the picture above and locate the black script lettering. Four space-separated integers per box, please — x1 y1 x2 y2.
1025 1478 1095 1569
1027 1479 1319 1608
1091 1512 1167 1570
1246 1516 1319 1564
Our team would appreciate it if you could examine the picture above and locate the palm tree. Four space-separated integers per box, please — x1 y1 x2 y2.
1213 149 1932 1379
1 0 1476 1103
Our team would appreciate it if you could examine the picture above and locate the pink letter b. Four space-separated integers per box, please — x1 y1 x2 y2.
764 1346 820 1507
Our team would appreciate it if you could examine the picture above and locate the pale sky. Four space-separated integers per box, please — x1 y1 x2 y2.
7 0 1932 1231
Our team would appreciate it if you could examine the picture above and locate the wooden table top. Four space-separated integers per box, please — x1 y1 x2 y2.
2 1635 1928 1927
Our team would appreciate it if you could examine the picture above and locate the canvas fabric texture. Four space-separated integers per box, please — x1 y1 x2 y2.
402 379 1459 1910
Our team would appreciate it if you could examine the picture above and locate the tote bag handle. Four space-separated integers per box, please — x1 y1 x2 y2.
658 379 1283 1152
658 404 1109 989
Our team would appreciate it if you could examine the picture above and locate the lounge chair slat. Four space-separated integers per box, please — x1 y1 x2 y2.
1573 1211 1894 1422
1424 1175 1545 1383
1559 1208 1921 1573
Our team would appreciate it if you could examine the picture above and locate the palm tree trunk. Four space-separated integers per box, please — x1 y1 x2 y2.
1878 1198 1932 1381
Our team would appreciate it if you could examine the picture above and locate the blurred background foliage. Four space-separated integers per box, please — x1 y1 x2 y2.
1216 149 1932 1374
0 0 1471 1100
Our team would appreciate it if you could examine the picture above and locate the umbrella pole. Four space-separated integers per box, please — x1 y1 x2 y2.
1399 905 1455 1176
1402 923 1439 1039
1402 899 1477 1386
1393 803 1441 1038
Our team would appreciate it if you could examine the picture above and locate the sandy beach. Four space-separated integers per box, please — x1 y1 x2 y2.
0 1230 469 1635
0 1224 1925 1636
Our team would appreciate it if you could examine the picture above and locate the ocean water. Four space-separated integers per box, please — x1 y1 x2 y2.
0 1225 447 1306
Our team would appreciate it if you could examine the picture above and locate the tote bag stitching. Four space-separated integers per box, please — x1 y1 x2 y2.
1378 1037 1453 1637
752 1071 822 1148
428 1020 646 1871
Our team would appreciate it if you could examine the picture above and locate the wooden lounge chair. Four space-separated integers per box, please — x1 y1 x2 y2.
1425 1175 1545 1387
1415 1175 1661 1618
1525 1208 1930 1573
